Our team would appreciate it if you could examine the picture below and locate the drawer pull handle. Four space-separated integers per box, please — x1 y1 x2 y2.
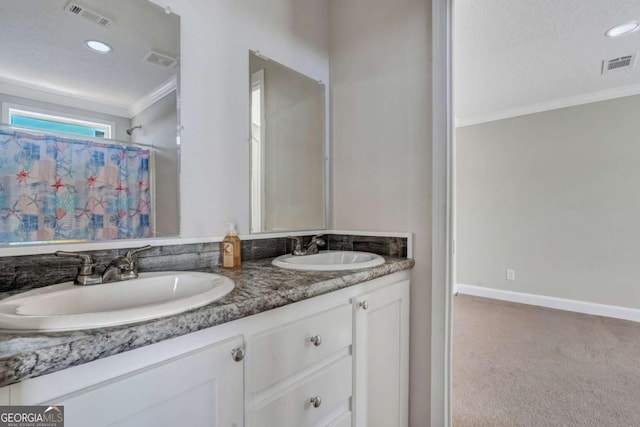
310 335 322 346
359 300 369 310
231 347 245 362
309 396 322 408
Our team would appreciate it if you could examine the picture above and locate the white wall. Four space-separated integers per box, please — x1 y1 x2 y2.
152 0 330 237
132 91 179 237
456 94 640 309
329 0 432 423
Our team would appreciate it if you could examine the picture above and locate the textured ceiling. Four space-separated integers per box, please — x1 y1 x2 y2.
0 0 179 117
454 0 640 125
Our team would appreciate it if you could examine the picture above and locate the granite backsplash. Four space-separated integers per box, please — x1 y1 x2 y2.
0 234 408 294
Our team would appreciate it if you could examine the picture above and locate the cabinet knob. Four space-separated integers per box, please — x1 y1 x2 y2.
310 335 322 346
231 347 245 362
309 396 322 408
359 300 369 310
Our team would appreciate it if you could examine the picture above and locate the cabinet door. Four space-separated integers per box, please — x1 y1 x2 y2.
0 386 8 405
353 280 410 427
49 336 244 427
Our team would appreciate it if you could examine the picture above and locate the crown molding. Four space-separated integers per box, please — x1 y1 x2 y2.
0 77 131 118
129 76 177 118
456 83 640 127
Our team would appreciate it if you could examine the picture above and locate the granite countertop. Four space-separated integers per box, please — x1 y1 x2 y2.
0 256 414 387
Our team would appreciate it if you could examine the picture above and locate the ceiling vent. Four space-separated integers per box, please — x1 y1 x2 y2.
601 54 636 74
142 50 178 68
64 2 114 27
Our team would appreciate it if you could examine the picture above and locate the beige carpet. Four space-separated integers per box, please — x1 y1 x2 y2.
452 295 640 427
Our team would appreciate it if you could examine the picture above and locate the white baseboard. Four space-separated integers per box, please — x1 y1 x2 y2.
455 283 640 323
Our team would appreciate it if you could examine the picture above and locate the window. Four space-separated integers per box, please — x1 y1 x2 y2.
6 107 112 139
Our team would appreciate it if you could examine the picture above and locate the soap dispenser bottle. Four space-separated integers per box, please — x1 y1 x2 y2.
222 222 241 269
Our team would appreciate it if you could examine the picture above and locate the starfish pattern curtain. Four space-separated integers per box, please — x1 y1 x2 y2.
0 129 152 243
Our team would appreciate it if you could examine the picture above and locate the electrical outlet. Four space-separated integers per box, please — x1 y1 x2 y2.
506 269 515 281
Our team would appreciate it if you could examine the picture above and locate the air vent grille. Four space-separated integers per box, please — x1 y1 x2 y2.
64 2 113 27
142 50 178 68
601 54 636 74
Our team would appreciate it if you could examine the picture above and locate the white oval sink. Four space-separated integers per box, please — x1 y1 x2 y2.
272 251 385 271
0 271 234 331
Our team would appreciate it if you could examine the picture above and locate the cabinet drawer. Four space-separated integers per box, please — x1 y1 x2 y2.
253 355 352 427
249 304 352 391
328 411 352 427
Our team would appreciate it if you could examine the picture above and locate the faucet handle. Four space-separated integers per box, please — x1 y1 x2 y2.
311 234 326 247
55 251 95 275
125 245 152 261
286 236 303 254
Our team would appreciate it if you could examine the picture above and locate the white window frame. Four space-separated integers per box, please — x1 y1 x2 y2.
2 103 114 139
250 69 266 233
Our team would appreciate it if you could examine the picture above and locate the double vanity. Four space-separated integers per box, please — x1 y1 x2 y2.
0 1 415 426
0 236 413 427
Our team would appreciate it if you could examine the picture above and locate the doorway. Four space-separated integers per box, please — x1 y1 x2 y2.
448 0 640 425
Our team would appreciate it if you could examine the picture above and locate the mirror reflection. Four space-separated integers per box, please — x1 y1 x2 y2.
249 51 326 233
0 0 180 245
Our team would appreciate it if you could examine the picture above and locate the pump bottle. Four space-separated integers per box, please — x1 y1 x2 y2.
222 223 241 269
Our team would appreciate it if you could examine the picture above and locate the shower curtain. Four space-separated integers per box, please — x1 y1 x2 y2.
0 129 153 243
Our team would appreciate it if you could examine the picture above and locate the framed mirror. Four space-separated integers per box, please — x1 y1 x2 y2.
249 51 326 233
0 0 180 245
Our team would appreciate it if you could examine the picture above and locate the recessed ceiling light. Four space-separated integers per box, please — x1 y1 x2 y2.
85 40 112 53
605 21 640 38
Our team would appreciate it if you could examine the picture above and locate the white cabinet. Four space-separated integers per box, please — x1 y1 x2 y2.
10 336 244 427
2 271 411 427
245 273 410 427
246 304 353 427
352 280 410 427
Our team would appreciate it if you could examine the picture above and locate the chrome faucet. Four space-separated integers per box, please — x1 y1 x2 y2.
305 234 326 254
54 251 102 285
55 245 152 285
101 245 151 283
286 234 325 256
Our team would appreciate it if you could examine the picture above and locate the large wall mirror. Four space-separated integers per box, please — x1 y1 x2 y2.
0 0 180 245
249 51 326 233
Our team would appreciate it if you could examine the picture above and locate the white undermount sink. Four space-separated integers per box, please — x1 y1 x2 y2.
0 271 234 331
272 250 385 271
